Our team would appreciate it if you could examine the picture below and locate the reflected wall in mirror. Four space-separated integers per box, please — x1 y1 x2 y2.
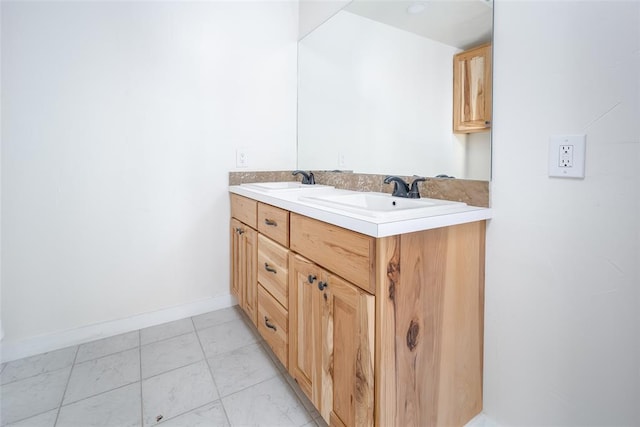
297 0 493 180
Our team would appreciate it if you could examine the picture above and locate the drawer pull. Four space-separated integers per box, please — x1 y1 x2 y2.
264 316 277 331
264 219 278 227
264 263 277 274
318 281 328 291
307 275 316 284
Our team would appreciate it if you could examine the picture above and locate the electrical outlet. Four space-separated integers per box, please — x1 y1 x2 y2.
559 145 573 168
338 152 346 168
549 135 586 178
236 149 248 168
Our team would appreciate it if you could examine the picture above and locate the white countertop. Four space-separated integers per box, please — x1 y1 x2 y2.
230 184 492 238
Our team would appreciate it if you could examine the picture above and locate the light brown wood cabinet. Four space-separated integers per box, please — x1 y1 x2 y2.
230 192 485 427
453 43 492 133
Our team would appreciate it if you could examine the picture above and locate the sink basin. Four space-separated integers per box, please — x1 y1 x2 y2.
299 192 466 219
241 182 333 191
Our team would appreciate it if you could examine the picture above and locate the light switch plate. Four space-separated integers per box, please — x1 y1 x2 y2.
549 135 586 178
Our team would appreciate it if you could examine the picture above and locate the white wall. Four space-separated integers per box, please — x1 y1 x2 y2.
486 1 639 424
466 133 491 180
1 1 297 359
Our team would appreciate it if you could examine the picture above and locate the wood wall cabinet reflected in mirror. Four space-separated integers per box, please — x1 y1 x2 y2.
453 43 492 134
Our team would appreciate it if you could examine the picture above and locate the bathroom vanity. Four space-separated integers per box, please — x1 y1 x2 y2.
229 183 491 427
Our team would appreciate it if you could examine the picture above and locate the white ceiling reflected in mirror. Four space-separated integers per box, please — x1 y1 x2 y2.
297 0 493 181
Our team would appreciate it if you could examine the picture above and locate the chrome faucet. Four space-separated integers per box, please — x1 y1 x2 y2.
384 175 426 199
292 170 315 185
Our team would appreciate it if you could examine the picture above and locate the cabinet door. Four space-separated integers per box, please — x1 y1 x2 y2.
288 254 322 405
290 253 375 426
230 218 243 302
230 218 258 326
229 218 242 307
320 273 375 426
453 43 492 133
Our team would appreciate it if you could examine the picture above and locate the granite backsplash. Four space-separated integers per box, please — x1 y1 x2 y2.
229 171 489 208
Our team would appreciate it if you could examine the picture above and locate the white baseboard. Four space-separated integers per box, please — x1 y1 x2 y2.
0 294 237 363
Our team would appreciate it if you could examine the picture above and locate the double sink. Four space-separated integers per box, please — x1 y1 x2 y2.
240 182 466 221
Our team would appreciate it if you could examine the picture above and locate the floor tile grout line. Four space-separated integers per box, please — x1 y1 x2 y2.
2 409 53 427
140 329 200 352
140 319 196 347
74 330 140 365
54 379 142 408
215 371 319 427
0 363 74 388
197 331 283 397
215 370 284 401
139 356 206 383
191 316 232 426
191 306 245 331
0 347 78 387
52 345 80 427
72 340 141 367
192 316 250 336
205 339 283 400
205 338 265 363
205 319 317 418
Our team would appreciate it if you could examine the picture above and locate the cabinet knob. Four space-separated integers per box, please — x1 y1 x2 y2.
318 281 328 291
235 227 244 235
307 275 316 284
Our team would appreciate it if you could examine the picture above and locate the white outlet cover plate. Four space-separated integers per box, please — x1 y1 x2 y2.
236 148 248 168
549 135 586 178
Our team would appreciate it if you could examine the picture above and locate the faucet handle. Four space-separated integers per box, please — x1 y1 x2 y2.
408 176 426 199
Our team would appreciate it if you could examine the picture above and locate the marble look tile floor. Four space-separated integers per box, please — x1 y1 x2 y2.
0 306 327 427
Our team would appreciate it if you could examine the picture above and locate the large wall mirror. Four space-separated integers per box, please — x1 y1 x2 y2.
297 0 493 180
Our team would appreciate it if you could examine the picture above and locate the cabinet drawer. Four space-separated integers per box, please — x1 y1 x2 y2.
257 285 288 369
258 234 289 309
290 213 375 294
230 194 257 228
258 203 289 247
